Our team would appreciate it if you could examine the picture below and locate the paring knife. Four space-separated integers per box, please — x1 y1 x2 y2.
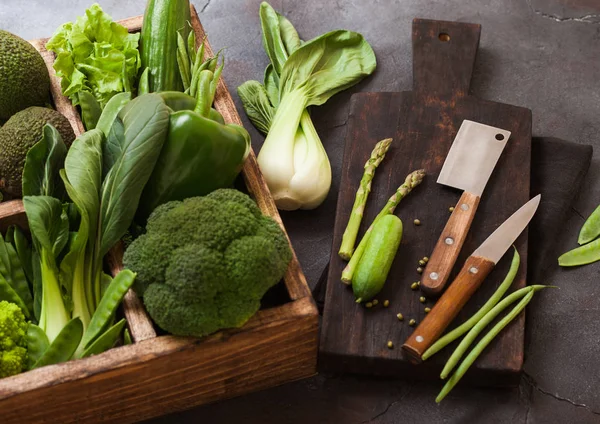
402 194 541 362
421 120 512 296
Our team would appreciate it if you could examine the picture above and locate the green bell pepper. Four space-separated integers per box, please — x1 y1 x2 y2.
137 70 251 221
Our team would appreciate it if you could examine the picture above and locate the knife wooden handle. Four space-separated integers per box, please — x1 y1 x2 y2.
402 255 495 362
421 191 480 296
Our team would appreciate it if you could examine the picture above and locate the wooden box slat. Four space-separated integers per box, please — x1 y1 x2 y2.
0 5 318 423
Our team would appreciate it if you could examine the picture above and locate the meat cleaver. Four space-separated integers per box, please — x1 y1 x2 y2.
420 120 511 296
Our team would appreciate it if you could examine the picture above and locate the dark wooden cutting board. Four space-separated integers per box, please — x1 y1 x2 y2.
319 18 532 385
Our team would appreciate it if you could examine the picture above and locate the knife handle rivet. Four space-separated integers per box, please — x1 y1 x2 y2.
415 336 424 343
429 272 439 280
445 237 454 245
460 203 469 211
469 267 479 274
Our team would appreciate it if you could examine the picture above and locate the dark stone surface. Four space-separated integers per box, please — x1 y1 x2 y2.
4 0 600 422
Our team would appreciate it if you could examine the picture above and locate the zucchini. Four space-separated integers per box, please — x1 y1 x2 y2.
140 0 191 92
353 215 403 302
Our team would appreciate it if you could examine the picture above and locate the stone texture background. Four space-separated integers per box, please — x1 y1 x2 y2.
2 0 599 422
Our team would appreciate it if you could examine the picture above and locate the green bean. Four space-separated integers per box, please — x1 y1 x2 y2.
0 273 29 316
435 289 535 403
187 30 197 66
422 248 520 361
177 32 191 90
189 43 205 98
80 269 135 350
578 205 600 245
441 285 548 379
26 323 49 370
78 91 102 131
32 318 83 369
80 319 126 358
558 238 600 266
138 68 150 96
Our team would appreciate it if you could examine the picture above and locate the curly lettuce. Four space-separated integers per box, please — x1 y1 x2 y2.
46 3 141 108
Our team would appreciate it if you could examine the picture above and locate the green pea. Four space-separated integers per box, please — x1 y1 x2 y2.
81 269 135 350
558 238 600 266
26 323 49 370
80 319 126 359
578 205 600 245
32 318 83 369
436 289 536 403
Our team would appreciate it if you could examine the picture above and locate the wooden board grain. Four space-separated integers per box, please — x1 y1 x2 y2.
0 5 318 423
320 18 532 385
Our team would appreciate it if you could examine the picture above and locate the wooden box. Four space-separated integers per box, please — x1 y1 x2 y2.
0 6 318 423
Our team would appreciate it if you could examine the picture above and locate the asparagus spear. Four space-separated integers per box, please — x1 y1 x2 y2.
339 138 393 260
341 169 426 285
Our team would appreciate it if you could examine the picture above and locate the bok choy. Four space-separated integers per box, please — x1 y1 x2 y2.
238 2 376 210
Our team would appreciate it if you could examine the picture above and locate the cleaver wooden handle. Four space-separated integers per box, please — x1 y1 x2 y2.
421 191 480 296
402 255 495 362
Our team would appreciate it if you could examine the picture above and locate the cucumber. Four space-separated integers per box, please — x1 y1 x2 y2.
140 0 191 93
352 215 403 301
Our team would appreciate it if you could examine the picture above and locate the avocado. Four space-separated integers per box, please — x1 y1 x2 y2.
0 30 51 120
0 107 75 198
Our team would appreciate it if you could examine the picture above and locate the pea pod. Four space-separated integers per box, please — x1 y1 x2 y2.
0 239 33 316
95 92 132 137
578 205 600 245
26 323 50 370
80 269 135 350
353 215 403 302
32 317 83 369
0 273 28 315
10 226 34 286
124 328 133 345
79 91 102 131
558 238 600 267
80 319 126 358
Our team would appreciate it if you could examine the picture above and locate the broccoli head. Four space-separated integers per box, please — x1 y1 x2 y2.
0 300 28 378
124 189 292 337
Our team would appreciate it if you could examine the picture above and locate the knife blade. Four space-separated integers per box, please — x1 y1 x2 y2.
421 120 511 295
402 195 541 362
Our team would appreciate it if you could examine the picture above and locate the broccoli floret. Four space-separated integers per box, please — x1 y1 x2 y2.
124 189 292 337
0 301 27 378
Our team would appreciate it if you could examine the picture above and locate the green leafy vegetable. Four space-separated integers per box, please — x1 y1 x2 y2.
238 2 376 210
45 3 141 108
22 124 68 200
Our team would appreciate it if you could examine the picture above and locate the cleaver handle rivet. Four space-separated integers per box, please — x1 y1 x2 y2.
460 203 469 211
469 267 479 274
445 237 454 245
429 272 439 280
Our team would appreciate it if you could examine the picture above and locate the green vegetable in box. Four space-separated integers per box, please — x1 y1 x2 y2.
136 35 251 222
46 3 141 111
124 189 292 337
